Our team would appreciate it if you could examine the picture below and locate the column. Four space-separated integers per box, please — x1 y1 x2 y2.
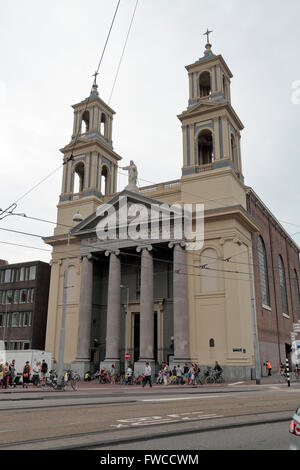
135 245 155 375
73 254 93 377
101 250 121 373
169 241 190 363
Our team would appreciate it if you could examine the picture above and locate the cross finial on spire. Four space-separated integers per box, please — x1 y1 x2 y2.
92 70 99 85
203 28 213 44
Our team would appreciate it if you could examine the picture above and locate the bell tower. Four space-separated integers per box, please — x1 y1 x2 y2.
55 78 122 235
178 34 244 181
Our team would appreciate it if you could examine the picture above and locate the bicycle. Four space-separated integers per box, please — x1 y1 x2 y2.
64 369 80 391
279 370 288 383
205 369 225 384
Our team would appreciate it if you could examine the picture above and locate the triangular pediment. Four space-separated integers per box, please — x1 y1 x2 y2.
72 189 185 238
178 99 223 120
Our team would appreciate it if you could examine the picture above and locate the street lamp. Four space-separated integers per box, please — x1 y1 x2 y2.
120 284 129 371
57 212 83 383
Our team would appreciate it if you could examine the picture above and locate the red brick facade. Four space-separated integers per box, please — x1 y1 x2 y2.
247 189 300 373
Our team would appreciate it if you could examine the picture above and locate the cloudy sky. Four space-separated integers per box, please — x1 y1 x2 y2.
0 0 300 264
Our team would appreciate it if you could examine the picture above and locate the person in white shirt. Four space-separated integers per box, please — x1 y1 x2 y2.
142 362 152 388
126 365 133 384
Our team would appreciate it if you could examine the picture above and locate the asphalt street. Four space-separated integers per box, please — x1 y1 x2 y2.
0 378 299 450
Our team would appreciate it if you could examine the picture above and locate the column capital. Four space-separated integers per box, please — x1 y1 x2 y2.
136 244 152 253
105 249 120 257
78 254 93 262
168 240 187 249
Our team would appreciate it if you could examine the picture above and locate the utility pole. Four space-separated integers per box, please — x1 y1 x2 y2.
120 284 129 372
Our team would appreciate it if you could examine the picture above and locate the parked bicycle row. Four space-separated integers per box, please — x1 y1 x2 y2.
85 361 225 386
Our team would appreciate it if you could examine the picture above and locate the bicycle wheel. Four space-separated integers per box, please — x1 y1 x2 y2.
279 373 286 383
70 379 78 391
205 375 215 384
216 375 225 384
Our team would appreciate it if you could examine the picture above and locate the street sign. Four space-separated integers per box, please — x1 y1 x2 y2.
125 352 130 360
293 323 300 332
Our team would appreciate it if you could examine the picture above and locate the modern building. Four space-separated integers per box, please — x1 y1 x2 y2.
44 39 300 379
0 261 51 350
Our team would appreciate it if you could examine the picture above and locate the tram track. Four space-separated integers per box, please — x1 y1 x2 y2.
0 408 292 450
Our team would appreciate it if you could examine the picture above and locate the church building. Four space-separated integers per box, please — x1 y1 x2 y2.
44 38 300 380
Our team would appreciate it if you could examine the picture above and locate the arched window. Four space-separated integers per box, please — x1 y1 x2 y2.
81 110 90 134
74 162 85 193
278 255 289 315
197 129 213 165
100 113 106 135
293 270 300 321
199 71 211 98
257 236 270 307
100 165 109 195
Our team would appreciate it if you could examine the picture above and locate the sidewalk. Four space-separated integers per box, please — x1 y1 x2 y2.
0 374 295 395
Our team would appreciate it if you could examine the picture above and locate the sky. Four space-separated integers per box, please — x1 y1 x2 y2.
0 0 300 264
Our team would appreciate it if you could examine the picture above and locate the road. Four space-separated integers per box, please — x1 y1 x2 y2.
0 381 299 450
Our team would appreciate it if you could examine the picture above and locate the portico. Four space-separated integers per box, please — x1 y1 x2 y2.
70 191 191 377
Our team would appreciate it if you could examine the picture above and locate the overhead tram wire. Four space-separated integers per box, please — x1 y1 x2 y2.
0 0 121 221
2 208 299 284
108 0 139 105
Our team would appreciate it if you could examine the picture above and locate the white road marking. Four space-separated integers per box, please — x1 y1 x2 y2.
141 393 230 402
111 410 223 428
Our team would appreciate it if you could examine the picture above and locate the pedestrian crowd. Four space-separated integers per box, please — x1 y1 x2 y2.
0 360 17 389
156 361 222 386
0 359 48 389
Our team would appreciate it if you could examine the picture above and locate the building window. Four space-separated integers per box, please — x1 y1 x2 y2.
278 255 289 315
197 129 214 165
74 162 85 193
11 312 21 327
100 113 106 135
199 71 211 98
0 313 5 327
257 236 270 307
20 289 27 303
29 266 36 281
100 165 110 195
4 269 12 283
81 110 90 133
294 270 300 321
5 290 13 305
19 267 25 281
14 290 20 304
23 312 32 327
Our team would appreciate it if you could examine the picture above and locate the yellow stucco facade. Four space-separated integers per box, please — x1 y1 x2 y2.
44 42 260 379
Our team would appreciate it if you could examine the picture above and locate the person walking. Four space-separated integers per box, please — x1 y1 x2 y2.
176 365 183 384
32 361 41 387
2 362 10 389
265 361 272 376
162 363 169 386
183 363 189 384
22 361 31 388
9 360 16 388
142 362 152 388
171 365 177 385
41 360 48 385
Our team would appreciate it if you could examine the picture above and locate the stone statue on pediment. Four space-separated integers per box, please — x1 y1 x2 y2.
121 160 139 192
